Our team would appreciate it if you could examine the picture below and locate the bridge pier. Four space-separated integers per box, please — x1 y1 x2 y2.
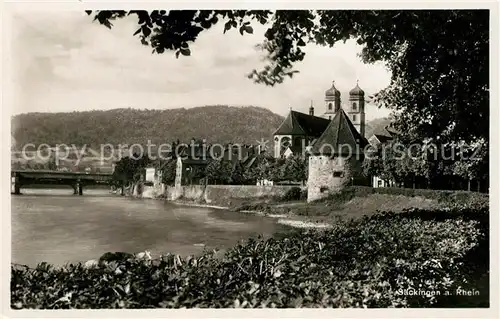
13 175 21 195
73 180 83 196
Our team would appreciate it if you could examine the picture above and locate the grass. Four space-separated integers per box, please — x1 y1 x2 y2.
231 186 489 225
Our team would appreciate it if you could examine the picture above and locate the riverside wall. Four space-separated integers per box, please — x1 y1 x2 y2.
163 184 304 203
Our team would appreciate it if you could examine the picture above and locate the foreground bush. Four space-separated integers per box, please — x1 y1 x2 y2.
11 206 488 309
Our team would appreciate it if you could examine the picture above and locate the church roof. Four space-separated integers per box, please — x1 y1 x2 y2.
349 83 365 96
273 110 331 137
325 81 341 97
310 109 369 156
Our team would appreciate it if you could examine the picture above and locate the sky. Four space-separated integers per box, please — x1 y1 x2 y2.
11 10 393 120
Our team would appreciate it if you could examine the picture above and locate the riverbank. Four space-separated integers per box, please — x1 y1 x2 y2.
169 198 332 230
165 186 489 230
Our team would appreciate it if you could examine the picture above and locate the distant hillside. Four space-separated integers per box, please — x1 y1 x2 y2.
11 106 391 151
364 117 393 138
11 105 285 149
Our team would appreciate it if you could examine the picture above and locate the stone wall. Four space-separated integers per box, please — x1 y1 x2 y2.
164 184 304 203
307 155 363 202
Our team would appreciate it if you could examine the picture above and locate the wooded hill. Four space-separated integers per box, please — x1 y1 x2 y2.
11 105 390 149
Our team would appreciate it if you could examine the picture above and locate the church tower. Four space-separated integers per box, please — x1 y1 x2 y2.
324 81 340 120
348 81 365 137
309 100 314 116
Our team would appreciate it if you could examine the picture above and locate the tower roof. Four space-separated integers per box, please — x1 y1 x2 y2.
325 81 341 97
273 110 330 137
309 109 368 155
349 82 365 96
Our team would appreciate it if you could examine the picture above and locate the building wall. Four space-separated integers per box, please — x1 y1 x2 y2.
372 176 395 188
174 157 182 187
307 155 363 202
274 135 292 158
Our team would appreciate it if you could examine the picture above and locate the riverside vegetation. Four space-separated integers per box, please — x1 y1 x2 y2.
11 188 489 309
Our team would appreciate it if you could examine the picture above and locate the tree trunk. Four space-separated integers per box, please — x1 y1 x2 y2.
467 179 471 191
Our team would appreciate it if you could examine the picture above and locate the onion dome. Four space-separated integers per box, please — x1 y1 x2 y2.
349 81 365 96
325 81 340 97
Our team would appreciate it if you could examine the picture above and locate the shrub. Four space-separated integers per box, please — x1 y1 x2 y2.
281 187 303 201
11 206 488 309
299 188 308 200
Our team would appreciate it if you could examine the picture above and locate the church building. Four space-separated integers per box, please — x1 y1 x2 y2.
273 81 367 158
272 80 369 201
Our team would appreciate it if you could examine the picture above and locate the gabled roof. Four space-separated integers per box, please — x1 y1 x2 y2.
273 111 331 137
373 134 393 144
310 109 369 156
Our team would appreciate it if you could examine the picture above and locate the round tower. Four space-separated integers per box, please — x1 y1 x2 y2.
348 81 366 137
324 81 341 120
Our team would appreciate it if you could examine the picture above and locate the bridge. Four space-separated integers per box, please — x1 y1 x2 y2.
11 170 114 195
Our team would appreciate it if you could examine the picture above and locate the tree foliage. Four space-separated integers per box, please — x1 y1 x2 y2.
87 10 488 147
112 155 151 185
160 159 177 185
363 137 488 189
86 10 489 185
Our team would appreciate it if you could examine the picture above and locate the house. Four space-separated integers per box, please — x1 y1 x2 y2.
174 140 211 185
173 141 263 186
367 125 400 188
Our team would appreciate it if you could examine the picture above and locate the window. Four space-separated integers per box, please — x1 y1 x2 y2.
294 137 301 147
352 102 357 110
328 103 332 110
281 137 291 147
333 171 343 178
378 180 383 187
353 114 357 121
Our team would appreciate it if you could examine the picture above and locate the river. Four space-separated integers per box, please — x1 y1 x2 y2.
11 188 288 267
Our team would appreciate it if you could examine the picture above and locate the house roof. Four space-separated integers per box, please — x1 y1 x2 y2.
273 110 331 137
310 109 369 156
373 134 393 144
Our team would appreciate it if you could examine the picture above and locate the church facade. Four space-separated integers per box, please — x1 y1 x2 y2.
272 81 370 201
